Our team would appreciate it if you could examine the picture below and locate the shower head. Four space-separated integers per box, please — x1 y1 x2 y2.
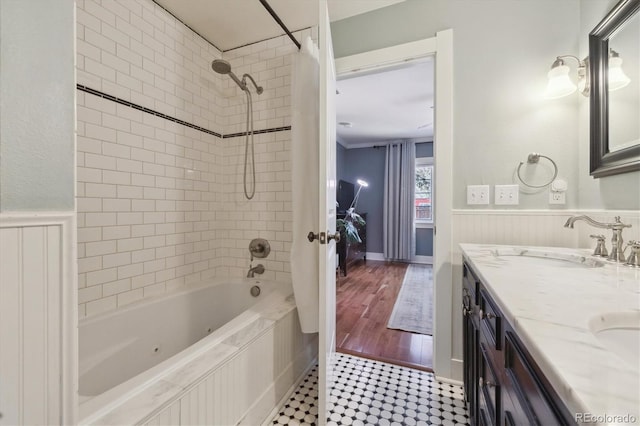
211 59 263 95
211 59 232 74
212 59 246 92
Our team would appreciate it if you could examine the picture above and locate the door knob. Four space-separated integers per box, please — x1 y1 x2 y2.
307 232 326 244
327 231 341 242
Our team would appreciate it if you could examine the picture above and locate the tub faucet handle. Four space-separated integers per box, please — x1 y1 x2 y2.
589 234 608 257
249 238 270 262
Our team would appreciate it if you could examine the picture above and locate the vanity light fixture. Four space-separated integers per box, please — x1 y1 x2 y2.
544 55 589 99
608 49 631 91
545 49 630 99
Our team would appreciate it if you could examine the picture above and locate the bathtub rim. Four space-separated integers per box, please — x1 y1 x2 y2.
78 277 294 424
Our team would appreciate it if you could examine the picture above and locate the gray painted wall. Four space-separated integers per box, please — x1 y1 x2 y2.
332 0 585 210
340 147 386 253
416 228 433 256
337 142 434 257
336 141 347 184
416 141 433 158
0 0 76 211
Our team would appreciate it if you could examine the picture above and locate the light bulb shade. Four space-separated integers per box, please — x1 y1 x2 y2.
608 56 631 91
356 179 369 187
545 64 577 99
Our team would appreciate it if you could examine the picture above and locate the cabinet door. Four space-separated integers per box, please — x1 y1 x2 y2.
463 263 481 424
504 331 568 426
480 289 502 351
478 343 501 425
463 301 478 423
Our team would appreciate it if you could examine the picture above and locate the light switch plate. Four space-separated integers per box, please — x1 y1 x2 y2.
494 184 519 205
467 185 490 205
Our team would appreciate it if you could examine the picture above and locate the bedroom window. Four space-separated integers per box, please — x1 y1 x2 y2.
415 157 433 225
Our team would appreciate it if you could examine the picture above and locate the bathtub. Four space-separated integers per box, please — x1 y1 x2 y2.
79 278 318 425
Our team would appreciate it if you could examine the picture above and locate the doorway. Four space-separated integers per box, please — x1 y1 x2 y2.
330 33 454 377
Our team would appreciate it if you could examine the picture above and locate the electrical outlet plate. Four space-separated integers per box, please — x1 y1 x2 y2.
467 185 490 205
549 190 566 204
494 184 519 205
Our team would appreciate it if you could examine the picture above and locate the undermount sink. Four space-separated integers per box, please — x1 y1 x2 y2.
589 312 640 367
491 248 605 268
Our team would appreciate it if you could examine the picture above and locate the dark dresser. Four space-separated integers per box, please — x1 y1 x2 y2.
337 212 367 277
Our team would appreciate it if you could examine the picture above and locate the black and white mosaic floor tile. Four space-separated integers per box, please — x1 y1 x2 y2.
271 365 319 426
271 353 469 426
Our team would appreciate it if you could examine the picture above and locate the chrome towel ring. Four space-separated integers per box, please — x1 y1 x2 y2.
516 153 558 188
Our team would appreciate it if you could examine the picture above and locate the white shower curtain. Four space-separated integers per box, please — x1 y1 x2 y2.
383 141 416 261
290 36 320 333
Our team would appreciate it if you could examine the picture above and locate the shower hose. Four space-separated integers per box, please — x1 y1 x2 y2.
243 90 256 200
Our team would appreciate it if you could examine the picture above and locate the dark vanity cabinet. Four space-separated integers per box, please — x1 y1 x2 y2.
462 261 575 426
337 212 366 277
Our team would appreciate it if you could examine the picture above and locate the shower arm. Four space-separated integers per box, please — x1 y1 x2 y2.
229 72 248 92
242 74 264 94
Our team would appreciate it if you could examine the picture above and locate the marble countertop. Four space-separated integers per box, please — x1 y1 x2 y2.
460 244 640 425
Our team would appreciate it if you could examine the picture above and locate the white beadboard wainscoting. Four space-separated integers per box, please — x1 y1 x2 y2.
453 209 640 250
448 209 640 379
0 213 77 425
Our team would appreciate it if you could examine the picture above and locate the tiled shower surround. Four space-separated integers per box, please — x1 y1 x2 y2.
76 0 313 317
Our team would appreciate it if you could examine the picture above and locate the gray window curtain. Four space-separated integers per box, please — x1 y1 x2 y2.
383 141 416 261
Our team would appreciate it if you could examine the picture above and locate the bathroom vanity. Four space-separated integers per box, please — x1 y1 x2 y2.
461 244 640 426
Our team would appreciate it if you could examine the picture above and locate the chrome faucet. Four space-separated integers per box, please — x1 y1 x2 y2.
247 264 265 278
564 215 632 263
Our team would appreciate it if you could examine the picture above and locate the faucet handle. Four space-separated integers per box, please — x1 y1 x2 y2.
590 234 608 257
625 241 640 267
613 216 632 229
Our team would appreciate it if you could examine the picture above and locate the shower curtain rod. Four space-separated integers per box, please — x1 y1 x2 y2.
259 0 301 50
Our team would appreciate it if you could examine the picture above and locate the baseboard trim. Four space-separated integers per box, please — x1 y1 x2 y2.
365 253 435 264
365 252 385 261
436 358 463 386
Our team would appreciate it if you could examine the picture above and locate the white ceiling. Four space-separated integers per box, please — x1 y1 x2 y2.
336 59 434 147
155 0 405 51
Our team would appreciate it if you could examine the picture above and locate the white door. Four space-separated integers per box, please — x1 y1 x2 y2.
318 0 337 424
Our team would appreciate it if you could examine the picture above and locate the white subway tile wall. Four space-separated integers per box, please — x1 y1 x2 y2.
77 87 224 317
76 0 226 134
76 0 317 317
217 131 293 282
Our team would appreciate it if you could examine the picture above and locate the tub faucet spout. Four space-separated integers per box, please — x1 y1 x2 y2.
247 264 265 278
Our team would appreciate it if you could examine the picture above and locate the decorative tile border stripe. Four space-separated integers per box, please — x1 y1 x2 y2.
77 85 291 139
223 126 291 138
77 84 222 138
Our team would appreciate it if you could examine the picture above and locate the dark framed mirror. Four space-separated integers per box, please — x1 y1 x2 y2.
589 0 640 178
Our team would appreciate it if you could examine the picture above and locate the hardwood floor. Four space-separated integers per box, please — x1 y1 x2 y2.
336 260 433 371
